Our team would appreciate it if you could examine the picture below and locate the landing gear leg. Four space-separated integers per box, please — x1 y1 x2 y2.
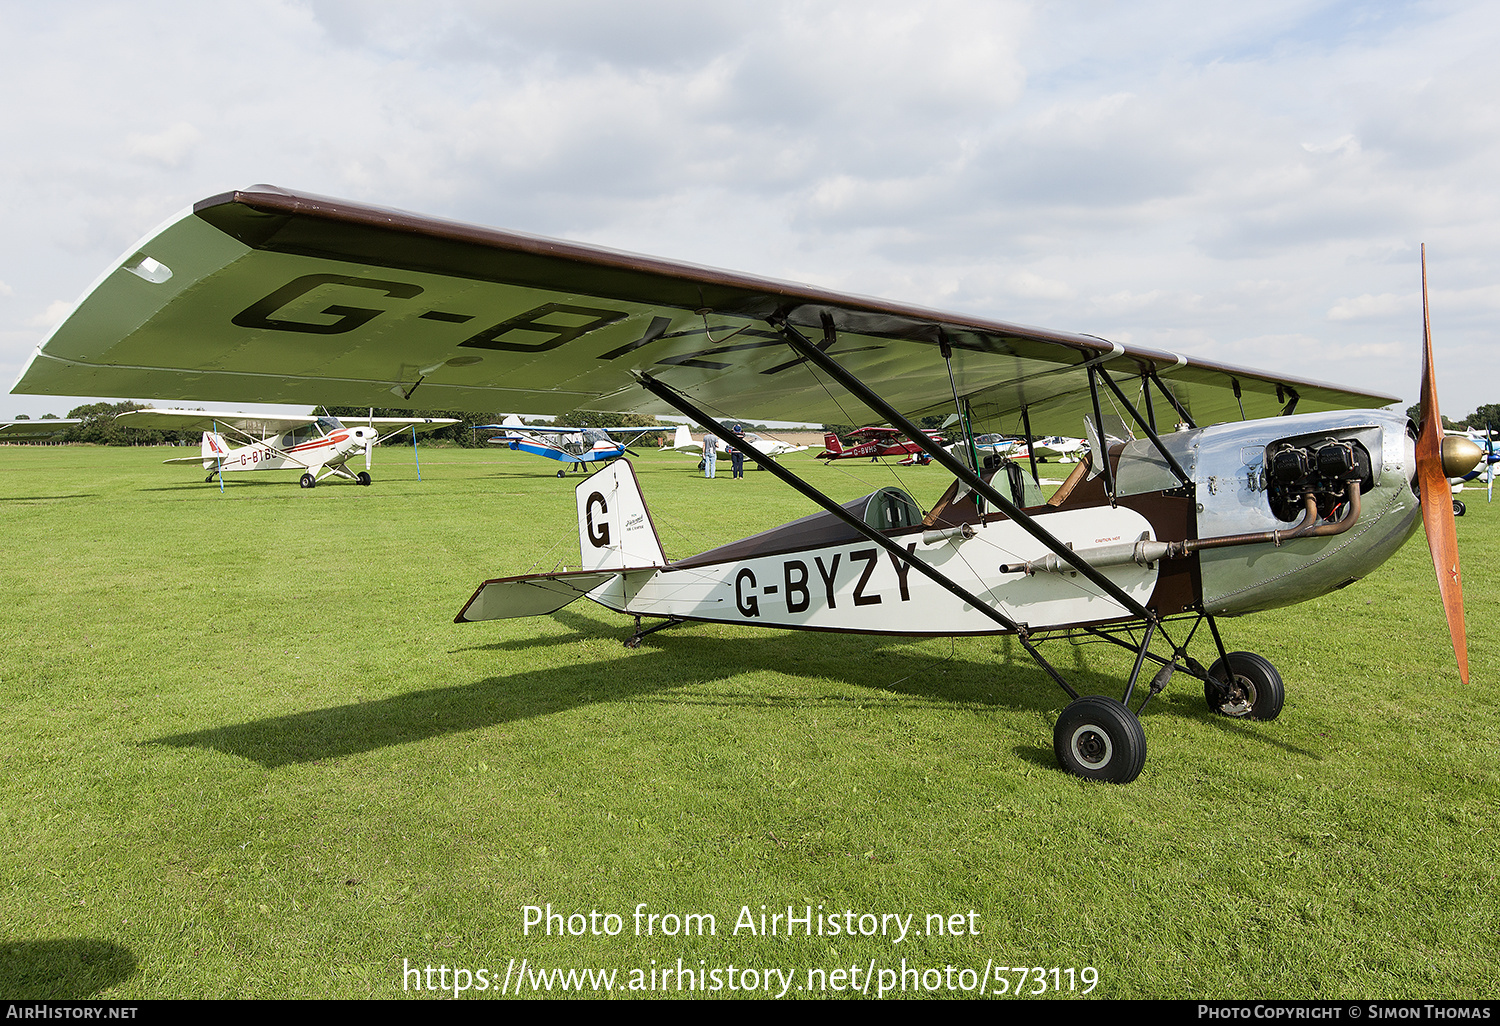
624 616 683 648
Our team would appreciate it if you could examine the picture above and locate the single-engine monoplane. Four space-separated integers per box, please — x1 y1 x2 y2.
480 414 655 476
662 424 809 468
818 426 945 464
11 186 1480 782
112 408 458 488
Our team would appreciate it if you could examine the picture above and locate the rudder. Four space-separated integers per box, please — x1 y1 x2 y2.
576 460 667 571
201 431 229 469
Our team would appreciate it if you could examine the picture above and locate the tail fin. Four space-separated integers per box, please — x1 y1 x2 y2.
822 432 843 455
671 424 693 451
201 431 229 468
577 460 667 571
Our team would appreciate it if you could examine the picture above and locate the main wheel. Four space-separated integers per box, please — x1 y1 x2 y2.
1454 498 1466 517
300 473 316 489
556 470 565 478
1053 696 1148 783
357 471 372 486
1205 651 1284 720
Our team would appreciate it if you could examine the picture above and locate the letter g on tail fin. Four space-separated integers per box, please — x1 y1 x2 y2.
576 460 667 571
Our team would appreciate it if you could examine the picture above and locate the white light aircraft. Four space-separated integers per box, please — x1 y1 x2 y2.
12 186 1480 783
112 408 458 488
662 423 808 467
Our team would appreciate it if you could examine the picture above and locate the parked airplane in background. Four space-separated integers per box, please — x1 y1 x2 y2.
0 419 80 439
112 409 457 487
1449 426 1498 510
482 415 654 476
1011 435 1087 463
11 185 1479 783
661 424 808 468
818 426 945 463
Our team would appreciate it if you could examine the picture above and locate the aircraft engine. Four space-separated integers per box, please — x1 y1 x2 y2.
1264 436 1373 522
1172 409 1422 616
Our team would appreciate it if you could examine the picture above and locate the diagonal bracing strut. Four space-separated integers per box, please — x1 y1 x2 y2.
635 372 1084 699
769 316 1157 624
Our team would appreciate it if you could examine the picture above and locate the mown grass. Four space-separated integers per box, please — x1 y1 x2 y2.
0 444 1495 999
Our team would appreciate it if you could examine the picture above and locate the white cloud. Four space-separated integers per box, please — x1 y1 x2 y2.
125 122 202 168
27 300 73 330
3 1 1500 419
1327 293 1406 320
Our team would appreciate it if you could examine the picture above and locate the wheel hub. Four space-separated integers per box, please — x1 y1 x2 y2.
1069 725 1113 768
1216 674 1256 717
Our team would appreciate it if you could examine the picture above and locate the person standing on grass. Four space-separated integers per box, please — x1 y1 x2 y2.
731 424 745 479
703 431 718 479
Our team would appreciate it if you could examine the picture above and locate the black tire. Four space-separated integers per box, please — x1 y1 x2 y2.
357 471 372 486
556 470 565 478
299 473 316 488
1205 651 1284 721
1053 696 1148 783
1454 499 1466 517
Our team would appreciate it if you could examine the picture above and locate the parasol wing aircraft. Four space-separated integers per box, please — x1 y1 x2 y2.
11 186 1480 782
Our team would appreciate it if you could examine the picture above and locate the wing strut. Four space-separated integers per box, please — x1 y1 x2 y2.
1094 366 1192 487
1086 365 1118 501
1019 404 1040 484
768 317 1156 624
1146 369 1196 428
635 372 1082 700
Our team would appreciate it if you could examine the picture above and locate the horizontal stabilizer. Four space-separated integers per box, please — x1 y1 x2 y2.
455 570 620 623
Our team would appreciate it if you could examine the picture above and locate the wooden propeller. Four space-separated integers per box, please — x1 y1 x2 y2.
1413 245 1470 685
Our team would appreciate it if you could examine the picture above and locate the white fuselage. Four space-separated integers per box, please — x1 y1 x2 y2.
200 421 375 474
586 505 1158 634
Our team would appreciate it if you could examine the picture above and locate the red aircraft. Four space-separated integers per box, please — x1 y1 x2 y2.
817 426 945 464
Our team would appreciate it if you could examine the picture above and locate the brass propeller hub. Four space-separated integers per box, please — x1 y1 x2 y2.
1441 435 1482 479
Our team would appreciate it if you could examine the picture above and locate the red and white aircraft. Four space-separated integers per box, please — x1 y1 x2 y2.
817 426 945 463
113 409 458 488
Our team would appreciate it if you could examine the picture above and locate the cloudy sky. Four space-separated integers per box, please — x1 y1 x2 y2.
2 0 1496 421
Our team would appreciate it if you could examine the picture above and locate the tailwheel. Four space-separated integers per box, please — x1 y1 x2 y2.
1205 651 1284 720
205 473 216 483
1053 696 1147 783
300 473 316 489
357 471 372 486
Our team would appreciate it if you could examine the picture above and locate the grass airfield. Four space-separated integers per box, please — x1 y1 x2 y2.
0 443 1495 1000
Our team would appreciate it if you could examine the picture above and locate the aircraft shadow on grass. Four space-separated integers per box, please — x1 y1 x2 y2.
148 611 1316 770
0 494 97 502
0 938 137 999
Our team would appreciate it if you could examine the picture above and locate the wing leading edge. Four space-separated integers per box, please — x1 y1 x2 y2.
13 185 1399 436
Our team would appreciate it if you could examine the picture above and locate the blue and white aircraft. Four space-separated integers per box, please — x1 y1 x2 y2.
483 415 655 476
